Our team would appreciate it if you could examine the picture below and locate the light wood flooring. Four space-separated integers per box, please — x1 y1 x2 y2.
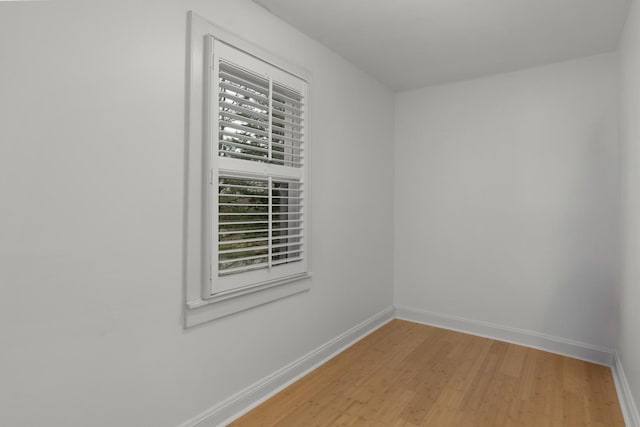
230 319 624 427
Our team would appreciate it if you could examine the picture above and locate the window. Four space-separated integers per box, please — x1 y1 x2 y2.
184 12 311 327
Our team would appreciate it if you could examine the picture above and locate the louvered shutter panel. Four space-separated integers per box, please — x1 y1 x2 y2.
271 83 304 168
218 61 271 163
209 39 308 294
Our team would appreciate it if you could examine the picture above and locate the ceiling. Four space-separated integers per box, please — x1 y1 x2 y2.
253 0 630 91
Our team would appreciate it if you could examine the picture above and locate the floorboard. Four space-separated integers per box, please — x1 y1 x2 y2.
230 319 624 426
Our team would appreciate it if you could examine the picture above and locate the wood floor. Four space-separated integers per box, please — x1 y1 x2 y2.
230 319 624 427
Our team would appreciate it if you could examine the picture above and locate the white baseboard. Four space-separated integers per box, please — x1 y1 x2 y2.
395 305 614 366
612 353 640 427
179 306 395 427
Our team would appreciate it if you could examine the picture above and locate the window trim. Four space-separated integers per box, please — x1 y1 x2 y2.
184 12 312 327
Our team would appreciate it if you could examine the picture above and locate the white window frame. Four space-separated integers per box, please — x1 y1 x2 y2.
184 12 311 327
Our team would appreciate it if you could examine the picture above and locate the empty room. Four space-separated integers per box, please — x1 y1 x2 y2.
2 0 640 426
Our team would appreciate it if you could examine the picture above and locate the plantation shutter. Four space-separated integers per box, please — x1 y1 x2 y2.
208 39 308 295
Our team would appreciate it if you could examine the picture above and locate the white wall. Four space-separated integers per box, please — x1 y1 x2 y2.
619 0 640 416
0 1 394 426
394 54 620 349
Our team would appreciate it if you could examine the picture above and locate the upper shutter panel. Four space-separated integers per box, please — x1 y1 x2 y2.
216 55 305 169
271 82 304 168
218 61 271 163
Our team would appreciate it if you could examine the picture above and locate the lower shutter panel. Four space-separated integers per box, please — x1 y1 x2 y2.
218 176 270 276
272 178 304 266
218 175 304 281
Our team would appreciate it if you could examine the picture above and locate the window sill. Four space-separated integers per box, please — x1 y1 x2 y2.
184 273 312 328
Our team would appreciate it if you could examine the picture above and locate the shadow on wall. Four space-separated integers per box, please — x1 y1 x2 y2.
538 119 619 349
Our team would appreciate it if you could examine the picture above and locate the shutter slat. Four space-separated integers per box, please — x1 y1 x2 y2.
219 245 270 255
272 98 303 113
220 207 267 211
271 142 304 152
271 158 303 168
220 61 269 90
272 205 304 210
220 100 269 121
220 121 270 138
271 257 303 266
271 114 303 129
219 258 268 268
219 241 300 255
271 248 304 257
218 150 271 162
271 151 304 160
264 226 302 234
273 91 303 107
219 252 268 262
270 108 303 122
220 130 269 146
220 92 268 113
219 228 269 236
219 193 269 199
272 234 303 242
219 220 269 226
219 139 269 154
271 132 304 144
271 125 303 138
220 213 268 217
219 261 269 276
219 81 268 104
219 70 269 94
220 111 268 130
273 82 303 102
219 182 267 190
220 236 269 245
